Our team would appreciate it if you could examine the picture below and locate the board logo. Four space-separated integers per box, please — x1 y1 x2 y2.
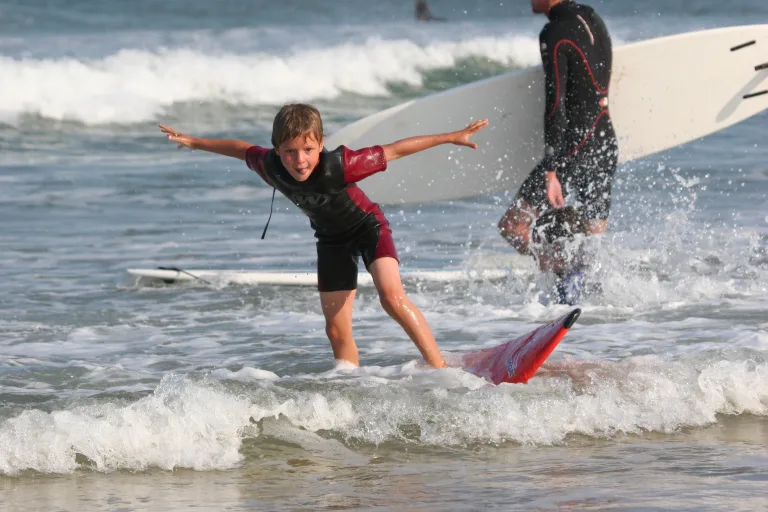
291 193 330 208
506 357 518 377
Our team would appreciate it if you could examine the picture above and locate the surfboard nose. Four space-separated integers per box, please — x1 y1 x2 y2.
564 308 582 329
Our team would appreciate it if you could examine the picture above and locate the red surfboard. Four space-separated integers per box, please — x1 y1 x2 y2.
461 309 581 384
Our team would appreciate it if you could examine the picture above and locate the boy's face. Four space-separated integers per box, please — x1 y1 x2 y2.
276 133 324 182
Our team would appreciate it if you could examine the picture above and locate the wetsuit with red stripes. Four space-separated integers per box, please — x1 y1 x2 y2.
246 144 397 292
517 0 619 221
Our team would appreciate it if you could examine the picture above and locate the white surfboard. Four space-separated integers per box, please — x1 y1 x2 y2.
325 25 768 204
126 268 509 286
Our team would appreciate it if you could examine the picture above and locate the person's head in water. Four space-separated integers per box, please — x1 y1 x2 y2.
530 206 589 276
530 0 564 15
416 0 432 21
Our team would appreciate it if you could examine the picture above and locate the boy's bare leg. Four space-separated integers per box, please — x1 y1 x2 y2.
368 257 446 368
319 290 359 367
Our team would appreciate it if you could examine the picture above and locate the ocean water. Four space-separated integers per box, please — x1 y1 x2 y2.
1 0 767 510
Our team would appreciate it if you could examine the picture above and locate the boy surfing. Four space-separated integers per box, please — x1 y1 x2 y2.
159 103 487 368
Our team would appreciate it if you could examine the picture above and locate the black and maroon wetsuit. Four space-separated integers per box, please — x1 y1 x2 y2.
517 0 619 221
246 145 396 292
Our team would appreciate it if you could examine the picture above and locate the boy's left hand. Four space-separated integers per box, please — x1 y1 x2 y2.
450 119 488 149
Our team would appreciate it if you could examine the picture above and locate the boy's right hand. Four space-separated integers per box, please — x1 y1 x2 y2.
159 124 196 150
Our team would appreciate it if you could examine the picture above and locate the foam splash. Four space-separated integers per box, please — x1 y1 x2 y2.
237 356 768 447
0 374 252 475
210 367 280 382
2 353 766 476
0 35 539 125
465 161 768 311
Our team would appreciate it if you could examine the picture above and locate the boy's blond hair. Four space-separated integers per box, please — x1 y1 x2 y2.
271 103 324 148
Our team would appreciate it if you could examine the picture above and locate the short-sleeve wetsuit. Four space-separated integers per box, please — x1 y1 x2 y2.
246 145 396 292
516 0 619 221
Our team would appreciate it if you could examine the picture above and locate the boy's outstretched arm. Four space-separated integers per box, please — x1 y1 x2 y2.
159 124 253 160
381 119 488 162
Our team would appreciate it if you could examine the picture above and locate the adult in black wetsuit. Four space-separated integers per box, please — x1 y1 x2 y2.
498 0 618 257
